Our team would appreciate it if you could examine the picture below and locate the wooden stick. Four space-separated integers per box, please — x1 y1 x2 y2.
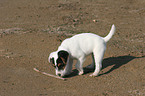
33 68 66 81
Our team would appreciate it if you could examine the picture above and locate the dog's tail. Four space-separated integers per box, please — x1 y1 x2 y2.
103 24 116 42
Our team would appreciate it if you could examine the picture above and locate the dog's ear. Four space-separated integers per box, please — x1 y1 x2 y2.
50 57 56 68
57 50 69 70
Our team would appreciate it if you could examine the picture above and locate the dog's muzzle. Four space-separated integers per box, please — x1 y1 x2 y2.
56 70 65 77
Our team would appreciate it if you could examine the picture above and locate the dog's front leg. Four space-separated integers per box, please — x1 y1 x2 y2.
75 57 85 75
64 58 73 75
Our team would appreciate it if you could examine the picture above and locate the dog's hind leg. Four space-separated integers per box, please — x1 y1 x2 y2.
75 57 86 75
90 47 105 77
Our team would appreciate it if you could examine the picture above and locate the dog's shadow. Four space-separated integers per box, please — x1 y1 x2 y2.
66 55 145 78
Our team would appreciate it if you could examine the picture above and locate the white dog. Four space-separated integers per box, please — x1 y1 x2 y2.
49 24 116 77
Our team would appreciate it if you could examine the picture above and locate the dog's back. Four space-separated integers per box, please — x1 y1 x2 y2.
62 24 115 46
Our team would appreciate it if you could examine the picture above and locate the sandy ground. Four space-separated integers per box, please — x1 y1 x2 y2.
0 0 145 96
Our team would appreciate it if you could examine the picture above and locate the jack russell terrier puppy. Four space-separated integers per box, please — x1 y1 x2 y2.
49 24 116 77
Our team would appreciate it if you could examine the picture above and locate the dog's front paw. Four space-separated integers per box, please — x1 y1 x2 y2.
78 71 84 75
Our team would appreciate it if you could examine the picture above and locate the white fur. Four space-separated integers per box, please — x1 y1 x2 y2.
49 24 116 77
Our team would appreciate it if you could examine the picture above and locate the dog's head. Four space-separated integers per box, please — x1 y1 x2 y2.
48 50 69 77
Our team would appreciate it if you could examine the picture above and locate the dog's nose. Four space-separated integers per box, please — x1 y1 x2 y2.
58 74 61 77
